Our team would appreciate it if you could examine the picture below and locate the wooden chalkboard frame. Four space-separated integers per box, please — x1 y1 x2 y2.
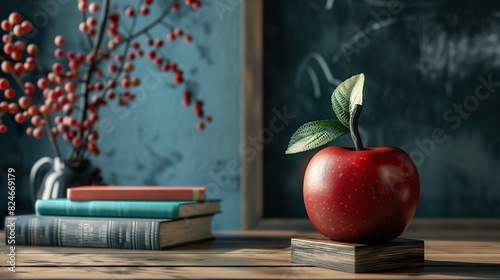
241 0 313 230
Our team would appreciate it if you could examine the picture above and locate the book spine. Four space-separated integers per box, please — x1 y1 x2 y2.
6 216 160 250
36 200 180 219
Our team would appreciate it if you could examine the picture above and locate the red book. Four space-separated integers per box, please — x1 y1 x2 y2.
67 186 205 201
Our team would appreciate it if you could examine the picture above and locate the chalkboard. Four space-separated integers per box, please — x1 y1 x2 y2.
263 0 500 219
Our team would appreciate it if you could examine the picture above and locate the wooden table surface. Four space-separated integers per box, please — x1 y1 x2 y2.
1 219 500 279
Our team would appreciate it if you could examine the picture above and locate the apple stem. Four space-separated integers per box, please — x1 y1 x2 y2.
350 104 364 151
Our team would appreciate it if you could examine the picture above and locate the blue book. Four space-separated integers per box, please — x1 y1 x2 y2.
36 199 220 219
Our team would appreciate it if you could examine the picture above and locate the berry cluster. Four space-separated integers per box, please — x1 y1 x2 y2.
0 0 209 162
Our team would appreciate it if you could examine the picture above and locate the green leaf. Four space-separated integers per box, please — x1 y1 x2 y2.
285 120 349 154
331 73 365 127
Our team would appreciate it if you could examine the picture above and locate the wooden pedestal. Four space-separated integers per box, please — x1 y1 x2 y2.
291 237 424 273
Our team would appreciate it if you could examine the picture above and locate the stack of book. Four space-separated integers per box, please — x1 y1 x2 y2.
5 186 220 250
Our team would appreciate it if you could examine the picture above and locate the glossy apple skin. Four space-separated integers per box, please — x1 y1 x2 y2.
303 146 419 243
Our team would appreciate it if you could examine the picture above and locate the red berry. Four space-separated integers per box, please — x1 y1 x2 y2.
67 92 77 103
146 38 154 46
115 54 123 63
37 78 49 89
125 7 135 17
0 125 7 133
66 51 75 60
62 103 73 115
26 127 33 136
106 90 116 99
127 52 135 60
121 78 130 88
79 22 89 33
87 54 96 63
94 70 103 78
14 62 24 74
183 34 192 43
21 21 32 33
76 53 86 62
54 35 65 46
196 122 205 130
147 51 156 59
69 60 80 70
2 34 10 43
88 131 99 141
0 78 9 90
9 12 21 25
19 96 30 109
88 2 100 13
31 115 43 126
154 58 162 66
24 82 35 95
1 61 13 72
174 76 183 85
86 17 97 27
136 50 144 57
14 41 25 52
140 6 149 15
131 77 140 86
192 1 201 9
23 61 35 71
33 127 43 138
161 64 170 72
54 48 64 58
11 51 21 61
12 25 24 37
108 64 117 73
171 2 180 10
1 20 11 31
95 82 104 90
78 1 88 11
0 102 8 113
52 63 63 73
3 43 14 54
131 42 140 49
109 12 119 22
65 82 76 93
174 28 183 36
144 0 153 4
205 116 212 123
87 84 95 91
72 137 82 147
88 141 97 151
4 88 15 99
14 113 25 123
8 103 18 114
155 39 163 47
170 62 178 71
167 33 175 41
124 63 134 72
28 105 39 115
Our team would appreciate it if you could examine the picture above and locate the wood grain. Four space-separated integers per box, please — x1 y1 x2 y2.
241 0 264 230
2 266 500 279
1 222 500 279
291 237 424 273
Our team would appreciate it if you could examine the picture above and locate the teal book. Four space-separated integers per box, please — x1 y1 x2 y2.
35 199 220 219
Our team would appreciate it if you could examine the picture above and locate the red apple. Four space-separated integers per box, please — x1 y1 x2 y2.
303 146 419 243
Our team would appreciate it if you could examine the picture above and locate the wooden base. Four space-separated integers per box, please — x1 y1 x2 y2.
291 236 424 273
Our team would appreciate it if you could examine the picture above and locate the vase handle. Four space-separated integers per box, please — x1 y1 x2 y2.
30 157 54 210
